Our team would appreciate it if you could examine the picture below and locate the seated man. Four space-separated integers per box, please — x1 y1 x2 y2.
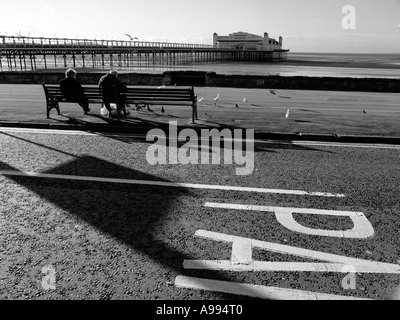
98 70 127 118
59 68 90 114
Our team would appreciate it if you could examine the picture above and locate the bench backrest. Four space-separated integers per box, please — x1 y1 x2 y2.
42 84 196 105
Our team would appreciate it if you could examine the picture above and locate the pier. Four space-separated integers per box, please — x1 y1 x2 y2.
0 35 289 71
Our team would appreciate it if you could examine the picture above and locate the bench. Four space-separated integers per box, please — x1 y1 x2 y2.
42 84 199 123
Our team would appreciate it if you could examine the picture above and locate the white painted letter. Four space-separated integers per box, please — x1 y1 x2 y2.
274 207 374 238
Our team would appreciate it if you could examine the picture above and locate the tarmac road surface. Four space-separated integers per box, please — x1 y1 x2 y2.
0 127 399 300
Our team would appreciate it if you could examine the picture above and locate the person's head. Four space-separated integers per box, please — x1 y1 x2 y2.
65 68 77 78
109 70 118 77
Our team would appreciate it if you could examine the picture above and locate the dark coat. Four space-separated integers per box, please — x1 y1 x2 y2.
98 73 127 100
59 77 86 101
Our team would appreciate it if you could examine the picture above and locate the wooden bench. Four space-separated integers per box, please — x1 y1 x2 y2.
42 84 198 123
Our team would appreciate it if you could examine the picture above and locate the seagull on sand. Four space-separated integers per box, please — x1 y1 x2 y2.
213 93 220 105
285 109 290 119
243 97 247 104
157 85 166 89
235 103 240 108
363 109 367 114
161 106 165 113
268 89 277 95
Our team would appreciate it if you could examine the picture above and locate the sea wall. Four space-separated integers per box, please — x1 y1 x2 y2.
0 70 399 93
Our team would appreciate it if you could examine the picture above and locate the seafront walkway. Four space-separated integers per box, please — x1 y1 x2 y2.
0 83 399 143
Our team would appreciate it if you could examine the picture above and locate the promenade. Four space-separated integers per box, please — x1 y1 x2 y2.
0 83 399 143
1 83 400 302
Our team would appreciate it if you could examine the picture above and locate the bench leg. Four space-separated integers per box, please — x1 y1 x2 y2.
191 103 198 124
46 98 60 118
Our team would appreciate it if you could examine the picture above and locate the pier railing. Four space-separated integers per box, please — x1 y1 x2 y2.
0 35 213 49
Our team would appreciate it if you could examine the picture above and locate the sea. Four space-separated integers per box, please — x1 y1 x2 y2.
131 52 400 79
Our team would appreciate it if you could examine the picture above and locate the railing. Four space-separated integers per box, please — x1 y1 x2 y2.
0 35 213 49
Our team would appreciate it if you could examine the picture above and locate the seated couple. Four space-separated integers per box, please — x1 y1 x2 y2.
59 68 128 118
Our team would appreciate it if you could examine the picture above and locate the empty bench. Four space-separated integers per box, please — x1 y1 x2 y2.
42 84 198 123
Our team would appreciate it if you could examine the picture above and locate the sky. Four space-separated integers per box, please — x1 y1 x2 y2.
1 0 400 53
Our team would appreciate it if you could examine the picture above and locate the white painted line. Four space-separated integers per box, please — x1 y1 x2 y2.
0 170 344 197
175 276 371 300
0 127 97 136
183 260 399 274
0 99 44 102
270 140 400 150
0 93 46 97
204 203 373 239
193 230 400 274
1 127 400 150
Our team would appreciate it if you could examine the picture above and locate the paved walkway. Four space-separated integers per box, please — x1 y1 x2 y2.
0 84 399 144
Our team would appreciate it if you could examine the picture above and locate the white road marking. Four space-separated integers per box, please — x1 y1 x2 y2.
271 140 400 150
183 260 399 273
204 202 374 238
0 170 344 197
1 127 399 150
0 99 44 102
0 127 98 136
231 241 252 265
175 276 370 300
188 230 400 274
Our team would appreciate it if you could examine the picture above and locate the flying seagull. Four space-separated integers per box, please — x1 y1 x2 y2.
124 34 138 41
235 103 240 108
205 112 212 118
363 109 367 114
198 96 204 103
285 109 290 119
269 89 276 95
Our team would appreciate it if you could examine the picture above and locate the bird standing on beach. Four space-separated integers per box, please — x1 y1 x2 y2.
161 106 165 113
243 97 247 104
213 93 220 105
157 85 166 89
363 109 367 114
285 109 291 119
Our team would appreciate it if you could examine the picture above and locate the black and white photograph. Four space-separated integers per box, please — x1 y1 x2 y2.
0 0 399 310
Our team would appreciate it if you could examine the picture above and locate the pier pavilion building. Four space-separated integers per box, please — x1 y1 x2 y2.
213 31 283 51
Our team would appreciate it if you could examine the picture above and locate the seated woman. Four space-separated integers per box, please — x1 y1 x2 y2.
59 68 90 114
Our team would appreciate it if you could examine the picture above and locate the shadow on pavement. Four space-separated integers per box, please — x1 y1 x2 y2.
0 156 262 299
